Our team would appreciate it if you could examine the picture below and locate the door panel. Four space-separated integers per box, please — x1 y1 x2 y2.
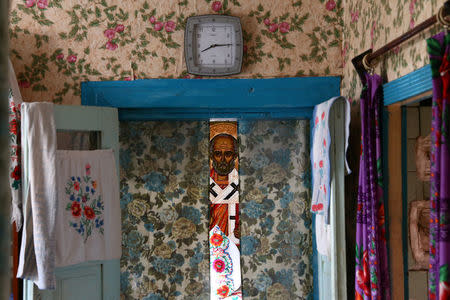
25 105 120 300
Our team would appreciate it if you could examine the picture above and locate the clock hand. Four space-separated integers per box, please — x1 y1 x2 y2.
201 44 217 52
201 43 232 52
214 44 232 47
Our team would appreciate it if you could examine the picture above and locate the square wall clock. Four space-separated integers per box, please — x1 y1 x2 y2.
184 15 243 76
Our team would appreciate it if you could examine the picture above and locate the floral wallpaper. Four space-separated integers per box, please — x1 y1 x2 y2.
239 120 312 299
8 0 343 105
341 0 445 103
119 121 210 300
118 120 312 299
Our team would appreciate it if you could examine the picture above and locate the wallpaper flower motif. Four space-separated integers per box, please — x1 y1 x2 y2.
9 0 342 105
238 120 313 300
119 121 210 300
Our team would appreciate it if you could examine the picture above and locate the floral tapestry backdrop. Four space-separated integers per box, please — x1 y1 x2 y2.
9 0 343 105
238 120 313 300
119 121 210 300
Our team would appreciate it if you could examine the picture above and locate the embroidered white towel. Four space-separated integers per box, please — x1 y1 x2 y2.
310 96 351 224
55 150 121 267
210 225 241 299
9 88 22 231
9 58 24 230
17 102 57 290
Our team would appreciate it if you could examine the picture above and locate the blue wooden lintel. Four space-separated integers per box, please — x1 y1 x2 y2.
82 77 341 120
383 65 432 106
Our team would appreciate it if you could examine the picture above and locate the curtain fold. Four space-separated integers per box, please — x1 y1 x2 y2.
427 32 450 300
354 73 390 300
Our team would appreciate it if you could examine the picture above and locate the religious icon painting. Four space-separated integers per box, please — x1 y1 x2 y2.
209 121 242 299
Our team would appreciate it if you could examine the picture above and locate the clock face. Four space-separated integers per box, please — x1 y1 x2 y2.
185 15 243 76
194 23 235 67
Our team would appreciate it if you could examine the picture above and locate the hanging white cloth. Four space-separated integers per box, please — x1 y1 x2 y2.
315 214 331 257
17 102 57 290
310 96 351 223
55 150 121 267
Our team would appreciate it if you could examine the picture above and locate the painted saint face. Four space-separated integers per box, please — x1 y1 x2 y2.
211 135 237 176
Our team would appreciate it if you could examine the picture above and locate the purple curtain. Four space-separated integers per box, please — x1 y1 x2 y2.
355 73 390 300
427 32 450 300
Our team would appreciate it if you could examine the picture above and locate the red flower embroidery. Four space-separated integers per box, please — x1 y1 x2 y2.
319 160 324 168
217 285 230 297
321 111 325 120
74 182 80 191
213 259 225 273
440 281 450 300
84 206 95 220
315 116 319 125
71 202 81 217
11 165 20 181
210 233 223 247
9 118 18 135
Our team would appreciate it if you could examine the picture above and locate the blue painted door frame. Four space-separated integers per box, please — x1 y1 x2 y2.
382 64 433 299
81 77 341 300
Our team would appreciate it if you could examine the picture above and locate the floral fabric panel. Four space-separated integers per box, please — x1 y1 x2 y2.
9 88 22 230
311 96 350 223
239 120 313 299
210 226 242 300
55 149 121 267
209 121 241 299
119 121 210 300
427 32 450 300
354 73 390 300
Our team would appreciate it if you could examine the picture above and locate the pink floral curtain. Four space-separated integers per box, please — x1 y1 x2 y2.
354 73 390 300
427 31 450 300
